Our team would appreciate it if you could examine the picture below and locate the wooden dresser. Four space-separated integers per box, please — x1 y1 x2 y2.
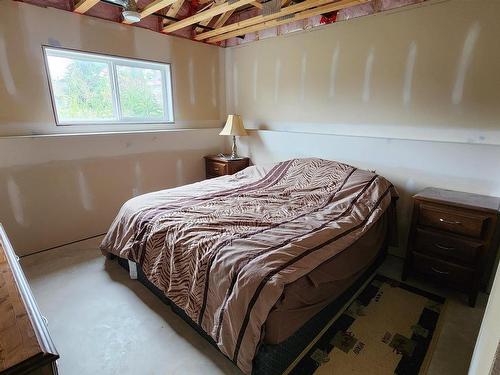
204 155 250 179
0 224 59 374
402 188 500 307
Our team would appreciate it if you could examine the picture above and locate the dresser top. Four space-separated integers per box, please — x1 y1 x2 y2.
415 187 500 214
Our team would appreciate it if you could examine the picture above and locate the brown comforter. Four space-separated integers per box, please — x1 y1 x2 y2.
100 158 397 374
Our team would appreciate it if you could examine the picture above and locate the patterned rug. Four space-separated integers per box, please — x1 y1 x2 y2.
288 275 446 375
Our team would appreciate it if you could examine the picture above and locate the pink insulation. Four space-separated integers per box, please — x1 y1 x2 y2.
225 0 426 46
258 26 278 40
337 2 375 21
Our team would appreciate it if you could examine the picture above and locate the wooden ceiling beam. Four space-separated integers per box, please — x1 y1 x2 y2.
195 0 364 41
162 0 256 33
73 0 100 13
163 0 187 26
195 17 214 33
195 0 367 40
195 0 322 40
126 0 178 23
250 1 263 9
213 9 235 28
194 0 224 33
208 0 368 42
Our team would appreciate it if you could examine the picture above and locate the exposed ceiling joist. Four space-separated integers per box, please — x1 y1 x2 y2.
126 0 178 23
74 0 100 13
162 0 256 33
250 1 263 9
194 0 224 33
209 0 368 42
195 17 213 33
195 0 364 41
163 0 186 25
213 9 235 28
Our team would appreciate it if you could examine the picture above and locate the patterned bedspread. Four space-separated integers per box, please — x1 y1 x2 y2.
100 158 397 374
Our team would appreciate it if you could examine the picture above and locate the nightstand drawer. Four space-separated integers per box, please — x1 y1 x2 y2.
204 156 250 179
206 161 227 177
418 204 487 238
413 252 474 288
414 228 482 265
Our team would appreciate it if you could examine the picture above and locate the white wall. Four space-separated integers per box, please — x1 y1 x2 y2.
226 0 500 264
238 131 500 258
0 130 225 256
0 1 226 136
225 0 500 145
0 1 226 255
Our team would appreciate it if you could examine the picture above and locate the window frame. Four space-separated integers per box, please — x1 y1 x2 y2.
42 46 174 126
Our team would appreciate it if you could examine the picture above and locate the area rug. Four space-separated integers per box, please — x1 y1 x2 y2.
288 275 446 375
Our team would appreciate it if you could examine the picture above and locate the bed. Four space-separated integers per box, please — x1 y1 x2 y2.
100 157 398 374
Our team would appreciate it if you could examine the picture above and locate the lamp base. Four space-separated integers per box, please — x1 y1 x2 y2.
230 135 240 160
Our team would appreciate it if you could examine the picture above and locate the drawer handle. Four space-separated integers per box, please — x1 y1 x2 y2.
431 266 450 275
439 218 461 225
214 167 220 171
435 243 455 251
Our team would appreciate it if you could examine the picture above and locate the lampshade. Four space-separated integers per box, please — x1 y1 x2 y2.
219 115 248 137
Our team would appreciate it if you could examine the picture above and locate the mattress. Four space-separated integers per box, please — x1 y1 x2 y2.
264 212 387 344
101 157 397 374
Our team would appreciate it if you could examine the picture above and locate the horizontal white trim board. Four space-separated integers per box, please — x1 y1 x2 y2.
0 120 224 138
0 127 225 168
0 126 222 140
243 121 500 146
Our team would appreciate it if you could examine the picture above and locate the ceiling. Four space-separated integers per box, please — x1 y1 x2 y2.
17 0 426 46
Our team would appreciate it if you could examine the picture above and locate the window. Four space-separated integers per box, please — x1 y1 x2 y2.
43 47 174 125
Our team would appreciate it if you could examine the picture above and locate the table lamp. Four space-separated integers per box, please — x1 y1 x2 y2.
219 114 248 160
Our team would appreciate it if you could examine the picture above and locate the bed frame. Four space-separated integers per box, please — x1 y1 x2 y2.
113 246 387 375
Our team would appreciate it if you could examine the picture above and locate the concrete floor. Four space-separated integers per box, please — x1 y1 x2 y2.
21 238 487 375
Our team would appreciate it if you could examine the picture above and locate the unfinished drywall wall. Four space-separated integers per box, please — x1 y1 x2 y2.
238 131 500 261
0 1 226 255
0 130 224 256
0 0 226 136
226 0 500 267
225 0 500 145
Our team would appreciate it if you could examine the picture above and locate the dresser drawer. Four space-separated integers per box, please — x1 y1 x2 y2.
413 252 474 288
414 228 482 265
206 161 227 177
418 204 487 238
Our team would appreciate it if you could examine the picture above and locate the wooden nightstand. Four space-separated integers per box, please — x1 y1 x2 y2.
402 187 500 307
204 155 250 179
